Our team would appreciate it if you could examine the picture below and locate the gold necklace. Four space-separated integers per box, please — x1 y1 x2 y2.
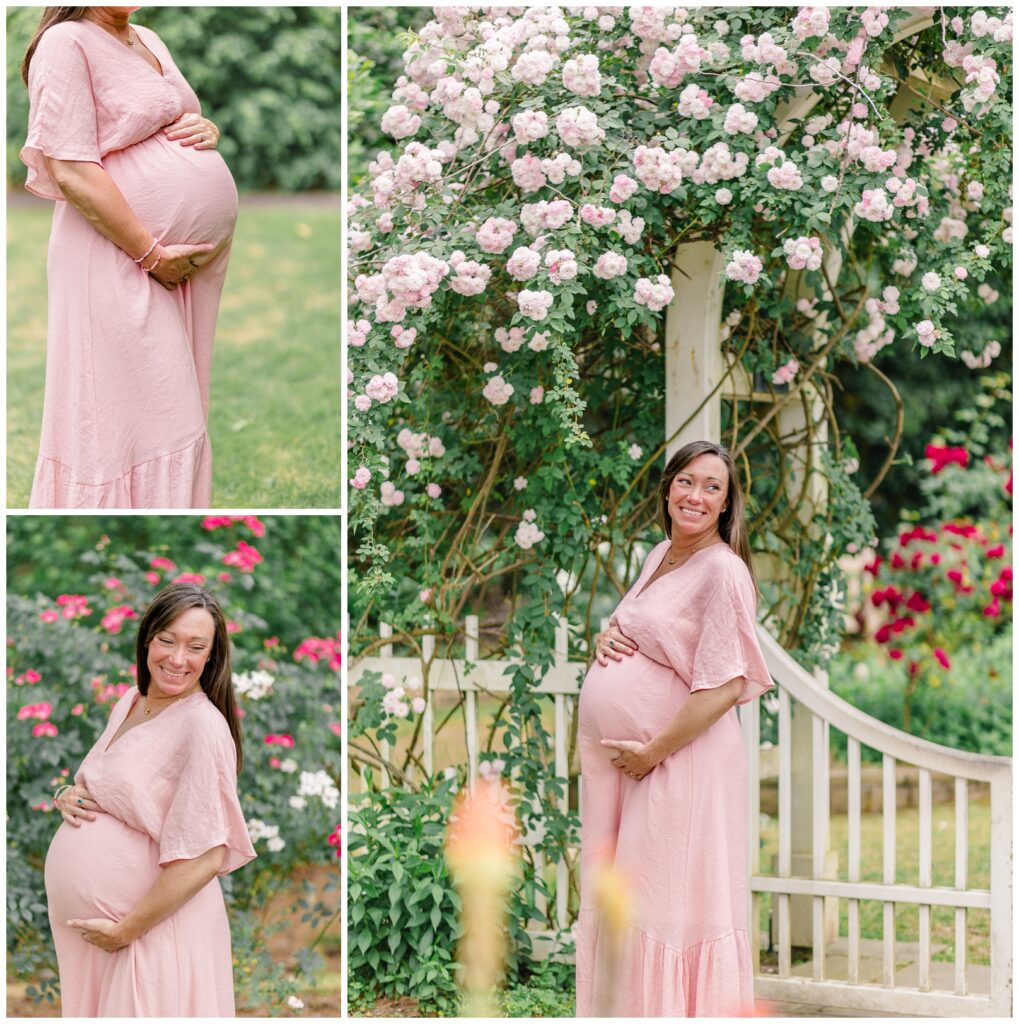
143 690 194 716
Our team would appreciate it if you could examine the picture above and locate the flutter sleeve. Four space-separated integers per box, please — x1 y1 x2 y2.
686 560 774 704
158 710 256 874
20 24 103 200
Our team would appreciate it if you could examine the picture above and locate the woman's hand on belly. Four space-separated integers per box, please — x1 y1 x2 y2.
54 784 105 827
593 625 639 665
149 242 217 289
163 113 221 150
65 917 131 953
601 738 660 780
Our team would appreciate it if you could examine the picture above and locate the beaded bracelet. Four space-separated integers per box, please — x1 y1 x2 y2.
134 237 159 265
141 252 163 274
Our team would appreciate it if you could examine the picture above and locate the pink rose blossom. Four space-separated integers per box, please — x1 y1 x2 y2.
511 50 557 86
783 236 823 271
511 154 547 193
915 320 939 348
633 275 675 312
426 483 442 499
380 481 405 506
352 466 371 490
544 249 578 284
609 174 638 203
555 106 604 148
767 160 804 191
530 386 545 405
381 104 422 139
725 250 763 285
392 325 417 349
511 110 550 144
580 204 616 227
476 217 518 254
365 372 399 403
515 519 545 550
677 83 713 119
518 289 555 321
506 246 541 281
592 252 628 279
562 54 601 97
723 103 758 135
483 374 515 406
772 358 800 386
854 188 894 222
633 145 687 194
495 326 527 353
447 251 491 296
513 476 528 491
348 319 371 347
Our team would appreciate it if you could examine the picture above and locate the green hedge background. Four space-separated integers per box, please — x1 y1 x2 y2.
7 6 341 192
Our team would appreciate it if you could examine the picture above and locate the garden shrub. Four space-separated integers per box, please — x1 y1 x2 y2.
348 777 464 1015
6 516 340 1014
6 7 341 192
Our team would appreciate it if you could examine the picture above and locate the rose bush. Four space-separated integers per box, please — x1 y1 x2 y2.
7 516 340 1015
834 372 1011 749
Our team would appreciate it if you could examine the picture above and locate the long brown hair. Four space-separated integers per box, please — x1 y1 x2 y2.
21 8 91 84
659 440 759 594
135 582 244 773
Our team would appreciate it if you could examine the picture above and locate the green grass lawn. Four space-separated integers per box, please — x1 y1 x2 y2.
6 195 339 508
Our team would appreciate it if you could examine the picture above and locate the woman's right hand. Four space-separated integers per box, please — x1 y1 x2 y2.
55 784 103 828
594 625 639 665
149 242 216 290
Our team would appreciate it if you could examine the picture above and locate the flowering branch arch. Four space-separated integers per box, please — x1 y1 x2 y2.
347 6 1012 795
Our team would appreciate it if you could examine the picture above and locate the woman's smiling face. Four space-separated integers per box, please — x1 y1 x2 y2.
666 453 729 540
146 607 215 699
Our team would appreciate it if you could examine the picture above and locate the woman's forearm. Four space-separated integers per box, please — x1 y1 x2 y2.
645 677 744 764
116 845 227 943
45 158 155 261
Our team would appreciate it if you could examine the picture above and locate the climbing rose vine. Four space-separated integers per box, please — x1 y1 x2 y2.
348 6 1012 620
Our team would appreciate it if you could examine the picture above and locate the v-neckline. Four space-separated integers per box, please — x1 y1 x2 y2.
103 689 198 753
81 18 167 79
634 540 726 601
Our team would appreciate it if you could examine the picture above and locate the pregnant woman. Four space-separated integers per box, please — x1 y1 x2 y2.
20 7 238 508
576 440 773 1017
46 583 255 1016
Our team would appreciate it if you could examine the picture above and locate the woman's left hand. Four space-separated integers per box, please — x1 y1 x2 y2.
601 739 659 781
163 114 220 150
66 917 131 953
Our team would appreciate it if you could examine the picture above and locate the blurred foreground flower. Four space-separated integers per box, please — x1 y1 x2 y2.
589 858 632 1017
445 779 518 1016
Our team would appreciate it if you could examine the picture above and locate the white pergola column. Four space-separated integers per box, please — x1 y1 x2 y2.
663 241 726 458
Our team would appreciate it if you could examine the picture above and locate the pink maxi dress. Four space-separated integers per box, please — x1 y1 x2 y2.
21 19 238 508
44 688 256 1017
577 540 773 1017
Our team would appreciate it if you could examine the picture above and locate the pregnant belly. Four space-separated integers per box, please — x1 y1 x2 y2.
579 652 690 743
45 815 161 924
103 132 238 247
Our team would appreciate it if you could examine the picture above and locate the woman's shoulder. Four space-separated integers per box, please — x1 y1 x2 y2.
34 19 92 57
181 692 237 756
702 541 754 587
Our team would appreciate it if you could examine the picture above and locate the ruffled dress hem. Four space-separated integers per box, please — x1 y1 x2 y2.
578 913 755 1018
29 431 211 509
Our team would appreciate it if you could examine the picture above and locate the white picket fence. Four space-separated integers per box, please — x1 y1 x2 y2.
349 617 1012 1016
